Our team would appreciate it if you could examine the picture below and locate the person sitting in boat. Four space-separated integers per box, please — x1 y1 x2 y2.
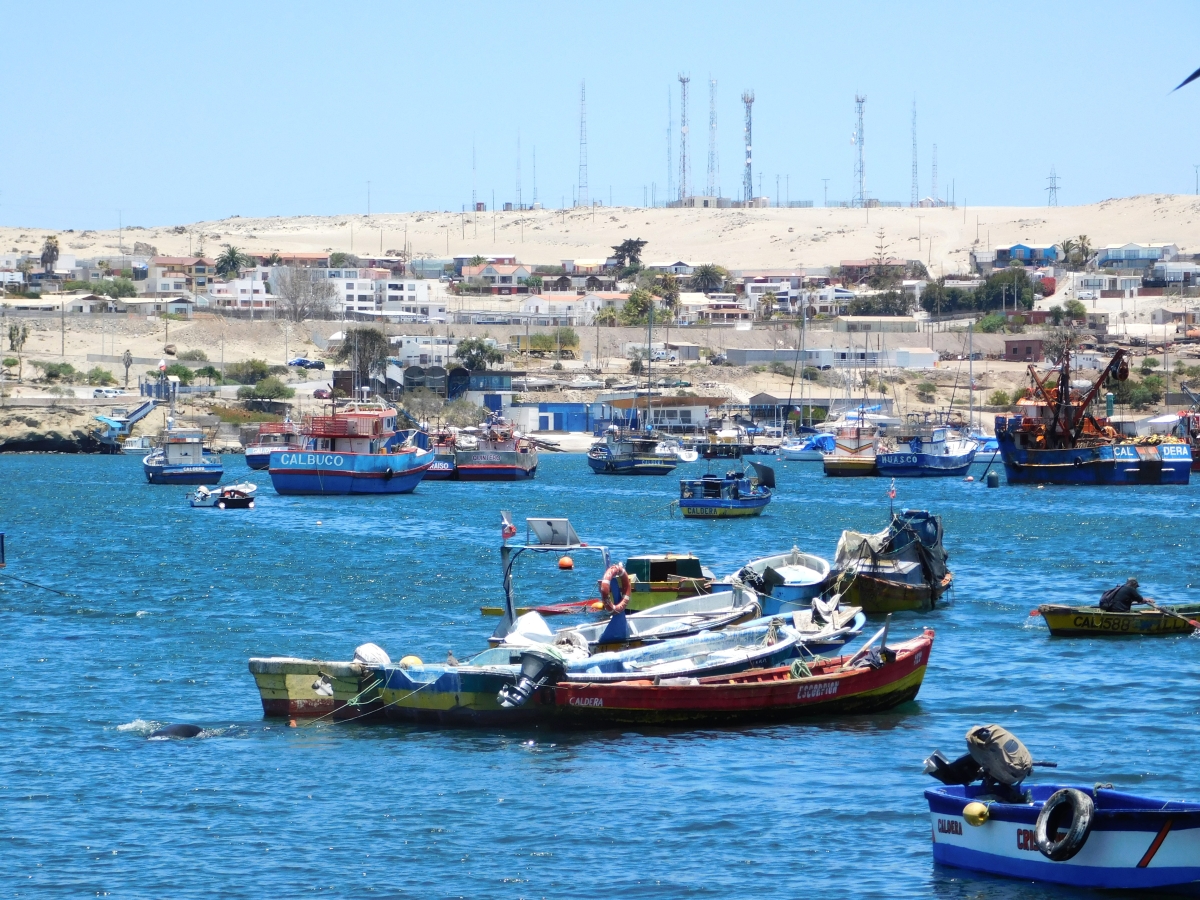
1099 577 1144 613
599 563 632 614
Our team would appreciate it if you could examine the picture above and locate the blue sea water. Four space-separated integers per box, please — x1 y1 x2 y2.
2 452 1199 899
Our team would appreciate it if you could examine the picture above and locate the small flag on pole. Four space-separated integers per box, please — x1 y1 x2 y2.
888 478 896 500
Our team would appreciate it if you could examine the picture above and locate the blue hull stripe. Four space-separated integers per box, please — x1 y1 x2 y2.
933 844 1200 890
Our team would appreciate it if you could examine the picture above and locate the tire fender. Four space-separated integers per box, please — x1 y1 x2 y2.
1036 788 1094 861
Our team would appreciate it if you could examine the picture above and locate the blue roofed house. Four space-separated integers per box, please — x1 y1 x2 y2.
994 243 1060 267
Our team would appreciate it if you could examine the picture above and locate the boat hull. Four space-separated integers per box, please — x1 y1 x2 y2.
996 419 1192 485
454 449 537 481
779 448 825 461
1038 603 1200 636
422 451 458 480
679 494 771 517
823 457 877 476
143 461 224 485
248 657 382 720
927 784 1200 891
876 449 976 477
268 449 432 495
377 663 533 725
546 630 932 725
841 572 952 614
587 454 677 475
244 448 272 470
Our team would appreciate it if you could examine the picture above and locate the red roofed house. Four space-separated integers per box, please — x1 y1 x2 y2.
145 257 216 295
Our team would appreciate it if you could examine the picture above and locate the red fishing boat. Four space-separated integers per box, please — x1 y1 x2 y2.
541 625 933 725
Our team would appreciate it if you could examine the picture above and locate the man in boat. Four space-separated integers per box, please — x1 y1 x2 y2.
599 563 632 614
1098 577 1145 613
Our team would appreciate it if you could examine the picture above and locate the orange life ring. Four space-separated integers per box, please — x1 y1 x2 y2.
599 564 632 613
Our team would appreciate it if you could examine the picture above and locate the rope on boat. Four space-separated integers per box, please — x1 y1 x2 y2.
299 676 383 728
789 659 813 678
304 676 437 728
0 570 75 597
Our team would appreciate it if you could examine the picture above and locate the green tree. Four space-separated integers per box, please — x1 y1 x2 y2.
333 327 391 383
849 290 912 316
216 245 253 278
194 365 223 383
444 397 486 428
265 252 283 266
610 238 648 269
1048 305 1064 326
468 254 487 266
165 363 193 385
593 307 619 326
7 322 29 382
40 235 60 274
224 358 271 384
86 366 116 385
690 263 727 293
404 387 444 424
248 376 294 399
328 252 362 268
454 336 503 371
1063 299 1087 320
988 390 1011 407
524 274 543 294
620 288 654 325
95 277 137 299
760 290 776 320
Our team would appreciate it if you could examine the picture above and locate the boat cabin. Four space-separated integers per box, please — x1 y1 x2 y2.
161 428 211 464
304 411 397 454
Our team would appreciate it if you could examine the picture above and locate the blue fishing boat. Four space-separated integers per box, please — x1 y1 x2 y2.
678 445 774 518
268 403 433 495
244 419 306 470
996 349 1191 485
142 417 223 484
587 429 678 475
925 725 1200 891
876 423 978 477
731 547 832 614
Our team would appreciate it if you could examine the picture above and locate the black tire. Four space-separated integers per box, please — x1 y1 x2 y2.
383 467 393 481
1036 788 1094 861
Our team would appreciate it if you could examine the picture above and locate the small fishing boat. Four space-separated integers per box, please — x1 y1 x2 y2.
248 651 385 720
424 430 458 480
455 420 538 481
779 432 833 461
244 420 306 470
498 587 762 652
833 509 952 613
143 417 224 485
587 429 678 475
740 601 865 652
268 403 433 495
924 726 1200 891
823 424 878 476
537 624 933 725
678 446 774 518
621 553 714 609
876 421 978 478
376 648 530 724
997 349 1192 485
189 482 257 509
1036 602 1200 636
731 547 832 615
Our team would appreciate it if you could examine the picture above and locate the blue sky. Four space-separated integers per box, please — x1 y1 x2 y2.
4 1 1200 229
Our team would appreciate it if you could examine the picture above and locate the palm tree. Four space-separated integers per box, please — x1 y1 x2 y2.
760 290 777 320
691 263 726 293
1058 238 1076 267
1076 234 1092 266
216 245 252 278
265 252 283 267
40 236 60 275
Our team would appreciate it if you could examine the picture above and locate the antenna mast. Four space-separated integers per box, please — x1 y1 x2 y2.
532 146 538 206
852 95 866 207
742 90 754 202
577 81 589 207
516 131 522 210
678 73 690 202
910 100 918 207
708 78 719 198
666 88 673 204
932 143 938 206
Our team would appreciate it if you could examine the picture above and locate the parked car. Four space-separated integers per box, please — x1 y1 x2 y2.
313 387 332 399
93 387 125 398
288 358 326 370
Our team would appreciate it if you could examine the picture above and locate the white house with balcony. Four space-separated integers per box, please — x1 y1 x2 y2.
380 279 449 322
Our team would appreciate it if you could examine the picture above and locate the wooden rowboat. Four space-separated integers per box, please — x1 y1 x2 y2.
1037 603 1200 637
840 570 953 614
542 628 933 725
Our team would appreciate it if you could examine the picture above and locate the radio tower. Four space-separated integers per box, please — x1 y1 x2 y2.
910 100 918 207
931 143 938 207
852 95 866 207
516 131 522 210
707 78 719 198
742 90 754 202
1046 166 1060 206
666 88 673 205
576 81 588 207
678 73 690 202
532 146 538 206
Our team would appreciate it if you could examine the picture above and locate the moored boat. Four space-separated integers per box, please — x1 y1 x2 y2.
997 349 1192 485
189 482 256 509
1037 602 1200 636
248 654 384 719
587 429 678 475
876 421 978 478
678 446 774 518
244 420 306 470
542 626 933 725
779 432 833 461
621 553 714 609
143 417 224 485
455 420 537 481
823 424 878 476
424 430 459 480
833 509 952 614
924 725 1200 891
731 547 832 615
268 403 433 495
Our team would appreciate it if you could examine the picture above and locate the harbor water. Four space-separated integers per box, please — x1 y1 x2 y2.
3 452 1199 898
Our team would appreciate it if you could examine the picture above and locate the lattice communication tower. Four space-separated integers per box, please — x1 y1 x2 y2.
742 90 754 202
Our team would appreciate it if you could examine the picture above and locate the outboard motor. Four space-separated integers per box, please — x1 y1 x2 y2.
923 724 1054 803
497 647 566 708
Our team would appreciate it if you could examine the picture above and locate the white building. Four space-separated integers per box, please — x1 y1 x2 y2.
388 335 456 367
206 268 276 313
380 279 449 322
